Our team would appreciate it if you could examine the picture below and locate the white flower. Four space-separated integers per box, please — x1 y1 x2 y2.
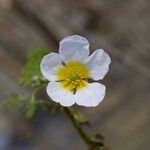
40 35 111 107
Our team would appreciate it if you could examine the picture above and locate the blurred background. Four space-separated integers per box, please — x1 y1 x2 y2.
0 0 150 150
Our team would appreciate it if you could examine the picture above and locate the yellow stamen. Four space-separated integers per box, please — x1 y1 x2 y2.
57 61 89 93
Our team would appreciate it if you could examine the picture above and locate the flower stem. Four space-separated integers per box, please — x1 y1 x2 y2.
63 107 91 145
63 107 108 150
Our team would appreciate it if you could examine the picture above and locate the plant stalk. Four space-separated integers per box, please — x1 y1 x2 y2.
63 107 91 145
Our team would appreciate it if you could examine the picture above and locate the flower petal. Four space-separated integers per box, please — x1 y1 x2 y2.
40 53 62 81
75 82 106 107
85 49 111 80
59 35 90 62
46 82 75 107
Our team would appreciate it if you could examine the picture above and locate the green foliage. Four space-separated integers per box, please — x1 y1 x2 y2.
25 94 36 118
4 48 108 149
20 48 48 86
3 95 27 109
70 108 89 125
3 94 38 119
3 94 60 119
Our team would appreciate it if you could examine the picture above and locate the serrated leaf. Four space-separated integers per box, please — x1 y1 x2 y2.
25 100 36 119
2 94 38 119
20 48 48 86
2 95 27 109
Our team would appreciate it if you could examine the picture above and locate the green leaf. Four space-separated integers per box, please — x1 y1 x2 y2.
3 94 37 118
20 48 48 86
2 95 27 109
25 98 36 119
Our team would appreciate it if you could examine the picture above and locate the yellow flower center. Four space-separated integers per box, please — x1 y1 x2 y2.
57 61 89 93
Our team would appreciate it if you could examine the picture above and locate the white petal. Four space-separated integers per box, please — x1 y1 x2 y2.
40 53 62 81
59 35 90 62
75 83 106 107
46 82 75 107
85 49 111 80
